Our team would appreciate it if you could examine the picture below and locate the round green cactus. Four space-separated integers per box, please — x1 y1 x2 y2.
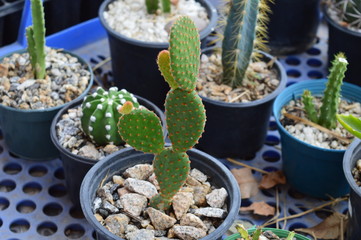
81 87 139 146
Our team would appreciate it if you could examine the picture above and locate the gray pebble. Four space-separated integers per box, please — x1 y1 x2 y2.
173 225 206 240
124 178 158 199
206 188 228 208
191 207 227 218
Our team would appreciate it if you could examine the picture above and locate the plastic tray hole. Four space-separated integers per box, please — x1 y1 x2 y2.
285 57 301 66
287 69 301 78
54 167 65 180
315 208 333 219
48 184 67 197
3 162 22 175
308 70 323 79
37 221 57 236
263 166 279 172
70 206 85 219
267 201 280 214
286 81 297 87
29 165 48 177
241 198 252 207
9 152 20 158
92 230 97 239
16 200 36 214
307 58 322 67
0 218 2 228
315 36 320 44
0 197 10 210
0 179 16 192
43 202 63 216
289 222 307 231
295 203 309 212
262 150 280 162
64 224 85 239
307 47 321 55
98 55 106 61
261 189 274 197
240 153 256 161
23 182 42 195
9 219 30 233
265 135 280 146
0 129 2 139
288 188 305 199
288 208 297 215
90 58 98 64
268 121 277 131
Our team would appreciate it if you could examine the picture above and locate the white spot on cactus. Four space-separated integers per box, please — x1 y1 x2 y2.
130 93 134 97
121 99 126 104
339 57 348 63
106 112 112 118
90 116 96 122
132 97 137 102
106 135 111 140
86 102 91 108
105 125 111 131
117 105 121 110
92 92 98 97
84 96 87 101
108 100 113 105
121 89 127 93
119 94 124 98
89 126 93 131
97 104 103 110
110 87 118 91
96 86 101 90
100 98 105 102
104 91 109 95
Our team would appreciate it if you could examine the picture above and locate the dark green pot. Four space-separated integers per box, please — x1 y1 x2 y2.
225 228 311 240
0 49 94 161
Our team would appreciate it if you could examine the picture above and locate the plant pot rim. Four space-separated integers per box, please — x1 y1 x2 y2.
199 49 287 108
322 3 361 38
225 228 311 240
343 138 361 197
0 48 94 113
98 0 218 48
273 79 361 154
50 94 167 165
80 147 241 240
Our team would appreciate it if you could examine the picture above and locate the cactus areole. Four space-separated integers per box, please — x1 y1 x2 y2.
118 16 206 211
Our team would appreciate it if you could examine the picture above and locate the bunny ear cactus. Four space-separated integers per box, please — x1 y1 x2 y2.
81 87 139 146
301 52 348 129
118 16 206 211
221 0 272 88
26 0 46 80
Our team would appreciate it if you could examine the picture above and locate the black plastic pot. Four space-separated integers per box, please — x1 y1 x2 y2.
0 49 93 161
80 147 241 240
196 50 287 158
98 0 218 109
343 139 361 240
323 5 361 86
267 0 321 55
51 95 165 207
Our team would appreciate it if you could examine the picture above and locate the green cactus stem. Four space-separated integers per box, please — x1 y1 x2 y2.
337 114 361 139
318 53 348 129
162 0 171 13
221 0 271 88
146 0 171 14
81 87 139 146
302 90 319 124
26 0 46 80
118 16 205 211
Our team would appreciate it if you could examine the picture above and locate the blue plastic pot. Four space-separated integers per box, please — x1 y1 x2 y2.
273 80 361 198
0 49 94 161
343 139 361 240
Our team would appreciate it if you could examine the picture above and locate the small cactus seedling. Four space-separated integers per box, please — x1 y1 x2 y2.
332 0 361 28
235 224 295 240
337 114 361 139
302 53 348 129
146 0 171 14
221 0 272 88
118 16 206 211
81 87 139 146
26 0 46 80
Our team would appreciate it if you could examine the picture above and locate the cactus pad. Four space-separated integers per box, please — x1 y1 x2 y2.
150 148 190 210
169 16 200 91
81 87 139 146
118 108 165 154
157 50 178 89
165 88 206 152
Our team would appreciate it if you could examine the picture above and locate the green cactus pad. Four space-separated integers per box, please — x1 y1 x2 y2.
118 108 165 154
165 88 206 152
157 50 178 89
151 148 190 209
149 194 173 211
169 16 200 91
81 87 139 146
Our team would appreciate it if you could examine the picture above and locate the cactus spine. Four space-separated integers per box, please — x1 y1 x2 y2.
302 53 348 129
81 87 139 146
334 0 361 28
118 16 205 211
26 0 46 80
221 0 271 88
146 0 171 14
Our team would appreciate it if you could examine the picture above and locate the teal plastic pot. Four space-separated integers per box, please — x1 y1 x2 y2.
225 228 311 240
0 49 94 161
273 80 361 198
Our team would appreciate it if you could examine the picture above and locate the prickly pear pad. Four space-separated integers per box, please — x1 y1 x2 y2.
157 50 178 89
169 16 200 91
165 88 206 152
118 108 165 154
151 148 190 209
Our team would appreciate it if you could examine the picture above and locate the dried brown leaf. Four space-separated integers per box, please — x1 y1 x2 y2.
295 212 347 239
231 168 258 199
259 170 286 189
240 201 275 216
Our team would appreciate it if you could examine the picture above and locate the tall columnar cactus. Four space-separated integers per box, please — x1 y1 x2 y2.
334 0 361 28
26 0 46 80
146 0 171 14
302 53 348 129
81 87 139 146
118 16 206 211
221 0 271 88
